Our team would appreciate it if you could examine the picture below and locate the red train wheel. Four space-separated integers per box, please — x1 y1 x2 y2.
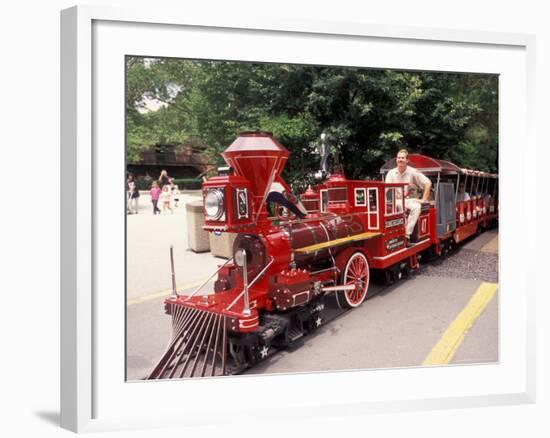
336 252 370 309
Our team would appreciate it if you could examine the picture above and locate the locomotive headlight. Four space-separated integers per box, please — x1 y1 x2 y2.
205 188 225 220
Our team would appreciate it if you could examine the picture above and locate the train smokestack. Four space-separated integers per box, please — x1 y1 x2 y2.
222 131 289 221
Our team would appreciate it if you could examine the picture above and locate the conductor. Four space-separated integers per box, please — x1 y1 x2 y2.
385 149 432 242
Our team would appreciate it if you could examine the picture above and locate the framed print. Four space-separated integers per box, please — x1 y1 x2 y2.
61 5 536 433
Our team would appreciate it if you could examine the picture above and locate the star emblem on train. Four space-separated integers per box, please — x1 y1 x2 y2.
259 345 269 359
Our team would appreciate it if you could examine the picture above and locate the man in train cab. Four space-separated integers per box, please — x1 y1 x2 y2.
385 149 432 243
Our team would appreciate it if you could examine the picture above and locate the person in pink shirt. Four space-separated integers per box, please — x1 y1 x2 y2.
150 181 161 215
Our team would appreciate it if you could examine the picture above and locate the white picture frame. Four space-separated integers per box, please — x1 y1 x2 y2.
61 5 536 433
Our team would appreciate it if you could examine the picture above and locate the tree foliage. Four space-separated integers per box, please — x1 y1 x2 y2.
126 57 498 188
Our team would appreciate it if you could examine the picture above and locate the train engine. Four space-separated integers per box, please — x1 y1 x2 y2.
147 132 388 379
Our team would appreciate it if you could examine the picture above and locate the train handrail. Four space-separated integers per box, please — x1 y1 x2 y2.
183 256 235 302
225 257 275 312
276 210 372 226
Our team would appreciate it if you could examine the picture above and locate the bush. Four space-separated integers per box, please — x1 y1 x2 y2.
135 178 154 190
172 178 202 190
134 177 202 191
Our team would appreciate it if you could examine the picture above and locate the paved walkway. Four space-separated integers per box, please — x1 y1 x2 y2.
126 191 221 300
480 235 499 253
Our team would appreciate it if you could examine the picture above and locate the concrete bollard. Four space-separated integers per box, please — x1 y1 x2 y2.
186 200 210 252
209 232 237 259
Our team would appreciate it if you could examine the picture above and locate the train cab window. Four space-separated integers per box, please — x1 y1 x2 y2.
368 188 379 229
354 188 367 207
385 187 404 215
395 187 403 210
320 189 329 213
385 188 394 214
368 188 377 211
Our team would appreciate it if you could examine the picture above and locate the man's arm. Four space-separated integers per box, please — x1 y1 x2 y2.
421 179 432 203
416 172 432 203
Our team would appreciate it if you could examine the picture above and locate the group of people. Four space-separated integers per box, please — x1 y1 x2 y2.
149 170 181 215
127 170 181 215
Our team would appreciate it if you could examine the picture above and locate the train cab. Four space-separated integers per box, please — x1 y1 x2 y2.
380 154 458 246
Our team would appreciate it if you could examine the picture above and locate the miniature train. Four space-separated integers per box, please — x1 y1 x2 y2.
147 131 498 379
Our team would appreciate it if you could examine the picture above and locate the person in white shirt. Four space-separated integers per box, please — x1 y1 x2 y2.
159 184 173 214
172 184 181 207
456 181 470 202
385 149 432 241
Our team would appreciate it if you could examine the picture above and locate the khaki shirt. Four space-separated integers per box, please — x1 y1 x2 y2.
385 166 430 199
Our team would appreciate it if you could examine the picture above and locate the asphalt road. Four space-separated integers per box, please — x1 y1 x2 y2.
126 196 498 381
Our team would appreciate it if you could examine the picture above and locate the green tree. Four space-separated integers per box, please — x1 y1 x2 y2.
125 58 499 184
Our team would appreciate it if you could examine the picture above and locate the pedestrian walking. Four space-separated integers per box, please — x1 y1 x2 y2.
159 184 173 214
127 175 140 214
172 184 181 207
150 181 161 215
158 169 171 189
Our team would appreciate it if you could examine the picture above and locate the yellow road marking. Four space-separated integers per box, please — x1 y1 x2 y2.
422 282 498 366
127 278 212 306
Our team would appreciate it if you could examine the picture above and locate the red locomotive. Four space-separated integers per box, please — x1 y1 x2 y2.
147 131 498 379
